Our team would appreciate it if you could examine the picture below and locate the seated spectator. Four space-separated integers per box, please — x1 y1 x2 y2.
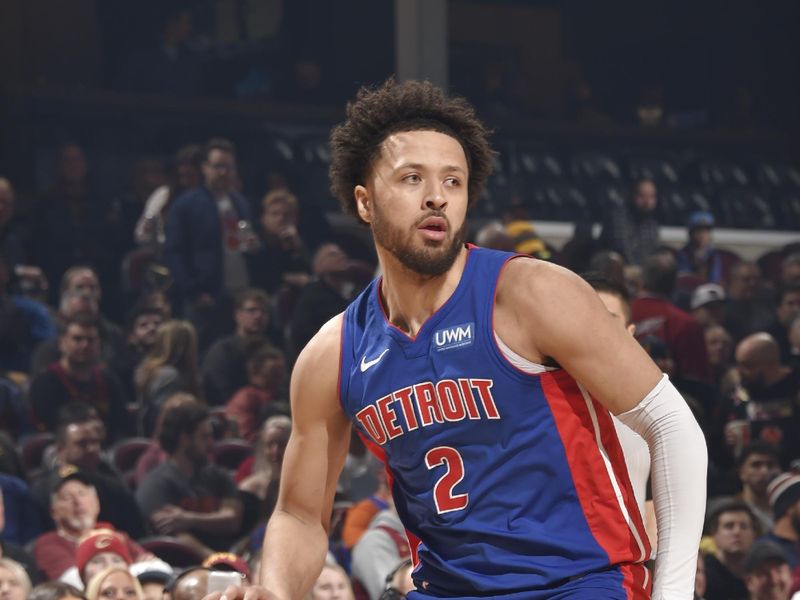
725 262 775 342
202 289 272 406
238 416 291 534
28 314 129 439
0 557 31 600
735 442 781 533
164 567 209 600
135 145 203 248
110 307 165 402
743 541 793 600
135 568 172 600
31 266 126 375
598 178 660 266
341 467 391 550
135 320 202 437
0 472 44 545
714 333 800 468
692 284 728 329
225 346 288 442
135 403 243 556
677 212 725 284
307 563 355 600
85 565 144 600
704 499 759 600
28 581 86 600
704 324 738 398
351 507 409 600
133 393 198 489
0 371 33 442
780 252 800 287
762 473 800 568
632 250 712 383
246 190 312 295
790 315 800 372
0 490 41 584
31 405 147 539
32 469 148 581
766 284 800 365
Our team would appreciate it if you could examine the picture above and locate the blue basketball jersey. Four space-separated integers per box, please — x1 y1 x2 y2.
339 246 651 599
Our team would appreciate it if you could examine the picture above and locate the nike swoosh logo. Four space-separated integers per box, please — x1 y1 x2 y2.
360 348 389 372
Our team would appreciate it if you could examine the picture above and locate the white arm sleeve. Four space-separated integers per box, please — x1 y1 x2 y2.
616 374 707 600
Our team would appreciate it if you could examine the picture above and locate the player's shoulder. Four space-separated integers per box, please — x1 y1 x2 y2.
294 313 344 375
498 256 595 307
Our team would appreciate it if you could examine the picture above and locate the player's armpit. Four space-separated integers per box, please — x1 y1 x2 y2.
496 258 662 414
260 314 351 600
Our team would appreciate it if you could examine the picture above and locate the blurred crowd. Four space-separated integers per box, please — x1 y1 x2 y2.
0 135 799 600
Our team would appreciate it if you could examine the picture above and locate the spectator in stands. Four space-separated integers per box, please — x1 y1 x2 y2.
85 565 144 600
0 485 42 583
598 177 660 266
587 250 627 287
246 190 312 295
165 567 209 600
31 404 146 539
766 284 800 364
716 333 800 468
163 138 254 341
111 306 165 402
725 262 775 342
743 541 793 600
780 253 800 287
308 563 354 600
135 320 202 436
31 266 126 375
135 145 203 248
704 499 759 600
736 442 781 532
677 212 725 284
28 314 129 438
632 250 712 383
342 467 391 551
224 346 288 442
351 505 409 600
288 244 353 359
133 393 199 488
692 284 728 329
762 473 800 568
135 402 243 556
32 469 148 581
0 472 43 545
136 569 172 600
705 324 739 399
28 581 86 600
32 144 110 304
0 557 31 600
202 289 271 406
0 252 54 374
0 370 32 441
237 416 291 534
789 315 800 371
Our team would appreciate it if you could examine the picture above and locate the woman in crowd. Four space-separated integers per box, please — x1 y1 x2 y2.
135 320 202 436
85 566 143 600
305 563 354 600
0 558 32 600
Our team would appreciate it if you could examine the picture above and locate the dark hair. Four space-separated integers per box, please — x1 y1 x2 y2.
29 581 87 600
246 344 285 373
581 271 632 325
776 283 800 305
235 288 270 311
125 305 165 333
329 78 495 221
706 498 758 535
158 402 209 454
175 144 203 169
55 402 99 445
59 265 98 295
57 312 100 337
204 138 236 162
641 250 678 297
737 440 780 468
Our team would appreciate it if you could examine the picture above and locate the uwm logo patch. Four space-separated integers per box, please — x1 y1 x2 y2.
434 322 474 352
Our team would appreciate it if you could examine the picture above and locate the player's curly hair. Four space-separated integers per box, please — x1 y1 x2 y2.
329 78 495 221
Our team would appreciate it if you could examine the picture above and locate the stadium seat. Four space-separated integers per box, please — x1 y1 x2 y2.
19 433 54 473
510 145 564 181
717 188 776 229
755 162 800 190
109 437 152 474
698 159 750 189
627 155 682 186
773 191 800 230
570 152 624 183
657 186 714 227
138 536 207 568
212 439 254 471
529 183 592 222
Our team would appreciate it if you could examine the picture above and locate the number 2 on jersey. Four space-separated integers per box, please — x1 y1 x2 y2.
425 446 468 514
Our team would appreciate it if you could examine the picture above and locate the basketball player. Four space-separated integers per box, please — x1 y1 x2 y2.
209 79 706 600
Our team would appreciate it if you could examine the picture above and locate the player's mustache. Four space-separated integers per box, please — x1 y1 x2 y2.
414 211 450 228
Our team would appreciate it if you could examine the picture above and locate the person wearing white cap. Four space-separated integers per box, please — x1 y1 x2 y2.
691 283 727 328
761 473 800 569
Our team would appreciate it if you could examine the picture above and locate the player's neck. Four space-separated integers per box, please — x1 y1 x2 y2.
378 248 468 337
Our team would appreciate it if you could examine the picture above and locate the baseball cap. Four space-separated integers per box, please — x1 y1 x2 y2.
688 211 715 230
691 283 726 310
767 472 800 519
202 552 251 579
75 529 132 575
49 464 94 497
744 541 789 573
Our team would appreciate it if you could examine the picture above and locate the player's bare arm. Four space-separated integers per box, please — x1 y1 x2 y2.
495 257 663 412
206 314 351 600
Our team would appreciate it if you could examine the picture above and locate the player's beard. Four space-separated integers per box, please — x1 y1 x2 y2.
373 209 467 277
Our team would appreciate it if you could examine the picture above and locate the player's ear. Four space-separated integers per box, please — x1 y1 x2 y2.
627 323 636 336
354 185 371 223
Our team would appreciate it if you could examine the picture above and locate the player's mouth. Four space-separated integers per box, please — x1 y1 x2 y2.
418 216 448 241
